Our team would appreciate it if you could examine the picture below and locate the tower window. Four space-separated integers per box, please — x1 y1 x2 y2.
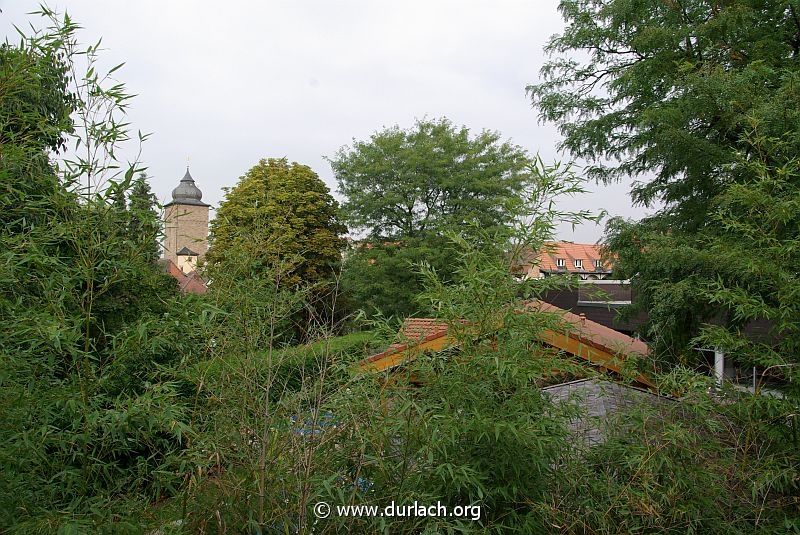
574 259 583 269
556 258 565 267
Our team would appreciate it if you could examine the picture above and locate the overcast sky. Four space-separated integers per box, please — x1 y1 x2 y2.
1 0 656 242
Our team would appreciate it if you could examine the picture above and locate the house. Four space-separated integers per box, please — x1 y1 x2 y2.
540 279 646 336
515 242 612 280
356 302 671 447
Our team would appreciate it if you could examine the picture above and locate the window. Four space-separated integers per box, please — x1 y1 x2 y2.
574 259 583 269
556 258 565 267
595 259 603 269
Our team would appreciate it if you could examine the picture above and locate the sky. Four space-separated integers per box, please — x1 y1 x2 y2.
1 0 657 242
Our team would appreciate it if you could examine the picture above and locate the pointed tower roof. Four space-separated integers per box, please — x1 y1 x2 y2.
165 167 210 207
176 246 199 256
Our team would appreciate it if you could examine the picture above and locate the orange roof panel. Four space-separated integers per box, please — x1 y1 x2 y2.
358 300 652 387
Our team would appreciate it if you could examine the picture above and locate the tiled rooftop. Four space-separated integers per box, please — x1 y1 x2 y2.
518 241 612 274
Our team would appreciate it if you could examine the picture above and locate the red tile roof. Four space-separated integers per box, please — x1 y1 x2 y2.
375 318 451 358
525 242 612 274
375 304 647 361
399 318 449 341
161 259 207 295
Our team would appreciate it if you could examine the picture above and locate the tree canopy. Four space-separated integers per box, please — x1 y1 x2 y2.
530 0 800 365
1 11 207 529
528 0 800 230
332 118 537 319
207 158 346 288
128 173 161 263
331 117 534 239
606 130 800 379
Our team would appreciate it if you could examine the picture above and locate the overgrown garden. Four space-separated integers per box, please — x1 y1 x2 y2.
1 3 798 533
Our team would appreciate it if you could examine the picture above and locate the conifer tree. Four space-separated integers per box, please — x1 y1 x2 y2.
128 172 160 262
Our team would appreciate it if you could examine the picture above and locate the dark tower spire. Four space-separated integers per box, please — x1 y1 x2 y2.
166 167 209 207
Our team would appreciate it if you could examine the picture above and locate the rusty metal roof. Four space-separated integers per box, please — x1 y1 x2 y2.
523 300 649 358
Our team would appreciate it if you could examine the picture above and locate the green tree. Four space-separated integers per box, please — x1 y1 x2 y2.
207 158 346 289
0 42 75 235
128 172 161 262
0 42 74 153
528 0 800 230
332 118 535 318
607 128 800 380
529 0 800 362
340 236 456 320
331 117 534 239
0 9 210 531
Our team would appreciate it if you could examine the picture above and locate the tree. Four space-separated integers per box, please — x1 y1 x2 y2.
0 42 74 153
332 118 536 318
331 117 534 239
529 0 800 231
340 236 456 320
207 158 346 289
0 10 208 530
128 172 161 262
529 0 800 362
0 42 75 235
607 127 800 375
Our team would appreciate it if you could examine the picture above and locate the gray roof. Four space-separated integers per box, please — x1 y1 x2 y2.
165 167 210 207
176 246 199 256
543 378 672 446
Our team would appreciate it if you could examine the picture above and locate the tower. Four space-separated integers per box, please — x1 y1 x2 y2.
163 167 210 273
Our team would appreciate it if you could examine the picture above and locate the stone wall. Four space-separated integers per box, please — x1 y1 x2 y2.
163 203 209 265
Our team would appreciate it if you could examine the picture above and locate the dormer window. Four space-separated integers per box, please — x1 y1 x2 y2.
595 259 602 269
556 258 565 267
574 259 583 269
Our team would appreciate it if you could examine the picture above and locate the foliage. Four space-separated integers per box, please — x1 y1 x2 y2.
540 381 798 533
4 4 798 534
692 137 800 390
529 0 800 230
167 244 383 533
207 158 347 289
332 117 535 239
339 235 458 320
0 39 74 153
0 9 210 532
606 128 800 388
163 154 593 534
332 118 545 318
169 219 799 534
530 8 800 523
128 172 161 262
531 1 800 373
0 39 74 236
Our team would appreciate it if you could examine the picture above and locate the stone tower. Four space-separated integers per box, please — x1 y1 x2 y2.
163 167 210 273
